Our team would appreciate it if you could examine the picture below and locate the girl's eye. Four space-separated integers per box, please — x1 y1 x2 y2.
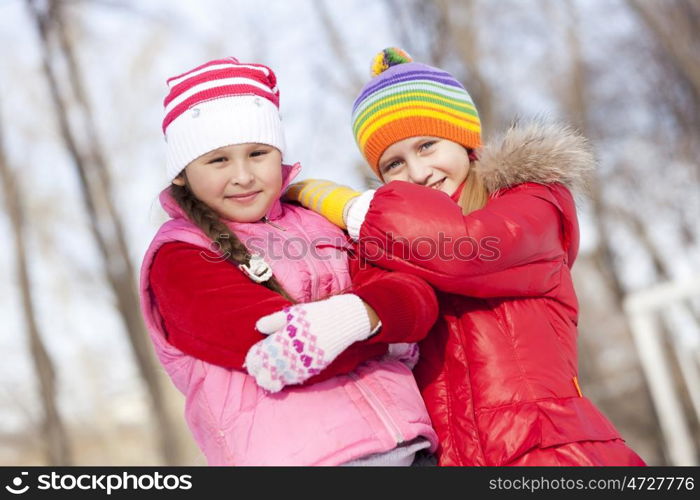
251 150 269 158
419 141 436 152
382 160 403 173
208 157 226 164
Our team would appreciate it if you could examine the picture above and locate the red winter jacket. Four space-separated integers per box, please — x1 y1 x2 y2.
352 122 646 466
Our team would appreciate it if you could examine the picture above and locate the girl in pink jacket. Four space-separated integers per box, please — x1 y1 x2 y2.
139 57 438 465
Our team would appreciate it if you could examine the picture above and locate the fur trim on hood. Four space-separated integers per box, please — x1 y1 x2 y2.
474 119 595 195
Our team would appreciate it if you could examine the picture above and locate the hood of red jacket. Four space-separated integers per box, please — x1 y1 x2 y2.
474 120 594 195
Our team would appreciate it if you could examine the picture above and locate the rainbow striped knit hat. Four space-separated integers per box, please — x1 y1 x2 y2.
352 48 481 176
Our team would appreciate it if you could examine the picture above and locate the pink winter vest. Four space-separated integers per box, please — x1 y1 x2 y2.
138 163 437 465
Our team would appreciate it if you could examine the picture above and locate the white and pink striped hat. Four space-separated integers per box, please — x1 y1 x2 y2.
162 57 285 179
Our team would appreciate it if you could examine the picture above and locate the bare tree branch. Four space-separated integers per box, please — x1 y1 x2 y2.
627 0 700 102
0 97 73 466
25 0 182 465
439 0 494 132
312 0 365 97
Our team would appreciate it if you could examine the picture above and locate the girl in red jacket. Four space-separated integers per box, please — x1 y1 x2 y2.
141 56 440 465
287 48 646 466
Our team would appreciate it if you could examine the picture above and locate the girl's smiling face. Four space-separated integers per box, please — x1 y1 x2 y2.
377 136 470 195
173 143 283 223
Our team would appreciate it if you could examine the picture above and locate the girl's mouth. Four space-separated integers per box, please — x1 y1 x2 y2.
226 191 261 204
428 178 446 191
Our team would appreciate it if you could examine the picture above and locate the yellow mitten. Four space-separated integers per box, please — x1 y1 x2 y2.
284 179 360 229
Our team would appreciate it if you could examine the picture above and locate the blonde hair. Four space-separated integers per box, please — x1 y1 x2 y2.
457 150 489 215
169 176 295 302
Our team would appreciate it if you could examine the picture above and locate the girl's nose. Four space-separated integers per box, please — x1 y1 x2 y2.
228 163 255 187
406 159 433 186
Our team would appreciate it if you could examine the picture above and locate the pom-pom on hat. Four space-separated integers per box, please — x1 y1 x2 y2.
352 47 481 177
162 57 285 180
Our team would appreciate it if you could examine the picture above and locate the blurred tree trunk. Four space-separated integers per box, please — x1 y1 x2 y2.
562 0 627 305
592 0 700 316
625 0 700 248
384 0 450 67
313 0 365 98
25 0 181 465
382 0 494 131
0 100 73 465
627 0 700 106
561 0 670 463
439 0 494 133
313 0 380 189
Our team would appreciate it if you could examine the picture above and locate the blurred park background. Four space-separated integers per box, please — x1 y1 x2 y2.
0 0 699 466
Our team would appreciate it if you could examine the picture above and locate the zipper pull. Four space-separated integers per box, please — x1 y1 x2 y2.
262 216 286 231
239 253 273 283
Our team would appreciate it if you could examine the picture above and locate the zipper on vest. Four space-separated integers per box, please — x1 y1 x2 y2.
348 372 405 444
261 211 329 301
261 216 286 231
284 214 324 300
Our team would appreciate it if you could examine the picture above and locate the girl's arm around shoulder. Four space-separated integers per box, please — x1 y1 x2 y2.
353 181 577 297
346 247 439 344
149 241 290 369
150 241 385 382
